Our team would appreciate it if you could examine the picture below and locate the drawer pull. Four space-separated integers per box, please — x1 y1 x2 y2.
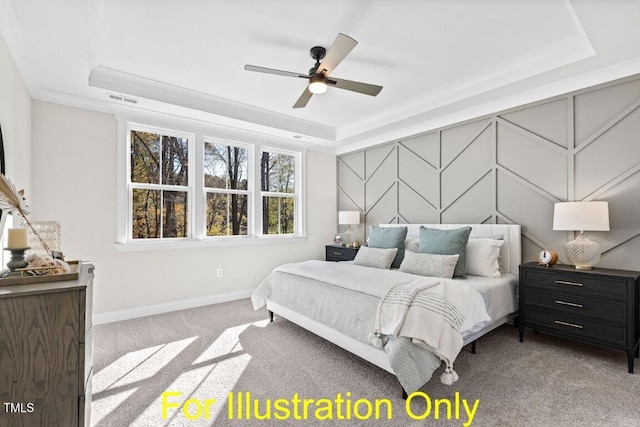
554 300 584 308
332 251 343 256
555 280 584 287
554 320 583 329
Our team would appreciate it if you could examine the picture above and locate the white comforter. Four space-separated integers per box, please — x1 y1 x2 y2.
252 260 492 336
253 260 492 384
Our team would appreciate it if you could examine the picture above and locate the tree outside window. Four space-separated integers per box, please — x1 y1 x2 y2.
124 123 302 244
204 142 249 237
260 151 296 235
130 130 189 239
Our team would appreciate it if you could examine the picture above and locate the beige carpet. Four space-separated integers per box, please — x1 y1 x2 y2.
91 298 640 426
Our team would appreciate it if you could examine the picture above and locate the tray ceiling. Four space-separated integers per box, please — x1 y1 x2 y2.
1 0 639 153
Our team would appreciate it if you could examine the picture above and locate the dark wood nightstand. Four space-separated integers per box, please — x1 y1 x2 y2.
519 262 640 373
325 245 359 262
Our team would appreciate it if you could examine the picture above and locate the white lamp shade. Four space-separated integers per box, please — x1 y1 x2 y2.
338 211 360 225
553 201 610 232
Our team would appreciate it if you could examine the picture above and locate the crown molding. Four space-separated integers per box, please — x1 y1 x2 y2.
336 28 595 145
35 87 338 155
88 66 336 143
335 58 640 155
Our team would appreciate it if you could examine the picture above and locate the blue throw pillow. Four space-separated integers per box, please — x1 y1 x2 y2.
368 226 408 269
418 226 472 277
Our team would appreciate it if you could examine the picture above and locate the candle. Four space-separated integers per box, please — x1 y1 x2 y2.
7 228 28 249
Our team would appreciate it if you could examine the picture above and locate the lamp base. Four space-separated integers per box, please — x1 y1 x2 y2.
343 229 355 245
565 233 601 270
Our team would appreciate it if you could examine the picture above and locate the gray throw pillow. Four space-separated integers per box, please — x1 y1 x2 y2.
399 251 459 278
368 226 408 268
353 246 398 269
418 226 472 277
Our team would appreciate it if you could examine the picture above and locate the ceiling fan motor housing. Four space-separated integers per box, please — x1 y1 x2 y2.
310 46 326 62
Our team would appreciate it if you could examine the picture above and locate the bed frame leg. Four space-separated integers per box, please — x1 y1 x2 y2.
471 340 476 354
401 388 408 400
269 310 274 322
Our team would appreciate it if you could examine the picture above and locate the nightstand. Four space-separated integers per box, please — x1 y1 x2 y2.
325 245 359 262
519 262 640 373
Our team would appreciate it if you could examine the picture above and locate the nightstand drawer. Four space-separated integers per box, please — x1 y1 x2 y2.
526 308 627 347
325 246 359 262
523 288 626 323
524 269 627 301
519 262 640 373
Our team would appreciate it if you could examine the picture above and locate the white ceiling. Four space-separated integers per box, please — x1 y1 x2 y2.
1 0 639 153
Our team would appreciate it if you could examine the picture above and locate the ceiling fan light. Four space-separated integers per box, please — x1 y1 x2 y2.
308 76 327 94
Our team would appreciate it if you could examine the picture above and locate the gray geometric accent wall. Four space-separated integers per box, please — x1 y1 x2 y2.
338 75 640 270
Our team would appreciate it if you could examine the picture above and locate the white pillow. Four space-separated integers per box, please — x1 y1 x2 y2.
404 237 420 252
399 251 459 278
465 238 503 278
353 246 398 269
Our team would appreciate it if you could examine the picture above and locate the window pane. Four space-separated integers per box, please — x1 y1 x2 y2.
132 189 188 239
263 196 294 235
131 131 160 184
132 188 161 238
206 193 248 236
204 142 248 190
162 191 188 238
162 136 189 186
260 152 295 193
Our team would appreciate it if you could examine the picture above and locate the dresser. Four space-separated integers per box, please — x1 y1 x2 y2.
519 262 639 373
325 245 359 261
0 262 94 426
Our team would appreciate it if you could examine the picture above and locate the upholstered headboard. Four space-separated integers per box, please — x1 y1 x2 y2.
378 224 522 276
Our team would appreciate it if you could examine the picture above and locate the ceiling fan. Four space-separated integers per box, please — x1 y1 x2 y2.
244 33 383 108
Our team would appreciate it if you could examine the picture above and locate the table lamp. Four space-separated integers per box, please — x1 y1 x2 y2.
553 201 609 269
338 211 360 245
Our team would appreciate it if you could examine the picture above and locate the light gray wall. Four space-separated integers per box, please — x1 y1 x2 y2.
30 101 336 320
338 75 640 271
0 32 31 215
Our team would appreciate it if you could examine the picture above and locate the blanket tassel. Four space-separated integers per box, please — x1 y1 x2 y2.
368 332 384 349
440 365 459 385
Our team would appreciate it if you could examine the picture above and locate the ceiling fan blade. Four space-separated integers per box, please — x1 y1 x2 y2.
316 33 357 76
244 64 308 79
328 77 382 96
293 87 313 108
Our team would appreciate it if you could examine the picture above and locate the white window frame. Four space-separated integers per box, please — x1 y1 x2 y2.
116 118 306 250
257 146 302 237
126 123 195 242
202 138 254 239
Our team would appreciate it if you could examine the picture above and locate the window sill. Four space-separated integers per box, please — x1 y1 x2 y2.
115 235 308 252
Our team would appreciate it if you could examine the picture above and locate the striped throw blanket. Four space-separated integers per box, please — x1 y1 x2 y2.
369 278 468 385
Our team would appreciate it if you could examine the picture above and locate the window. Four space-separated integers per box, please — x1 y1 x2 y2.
122 122 304 245
260 150 296 235
130 129 190 239
204 142 249 237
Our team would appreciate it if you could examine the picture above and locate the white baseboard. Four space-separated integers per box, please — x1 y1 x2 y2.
93 288 254 325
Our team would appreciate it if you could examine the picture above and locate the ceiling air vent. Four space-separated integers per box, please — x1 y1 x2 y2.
107 93 138 105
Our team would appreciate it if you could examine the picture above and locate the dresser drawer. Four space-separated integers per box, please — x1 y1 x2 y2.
526 308 627 347
523 288 626 323
523 269 627 301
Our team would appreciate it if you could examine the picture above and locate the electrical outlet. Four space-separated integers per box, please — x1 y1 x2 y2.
216 268 223 278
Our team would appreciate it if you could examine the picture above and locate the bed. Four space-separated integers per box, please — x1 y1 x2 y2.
252 223 521 395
